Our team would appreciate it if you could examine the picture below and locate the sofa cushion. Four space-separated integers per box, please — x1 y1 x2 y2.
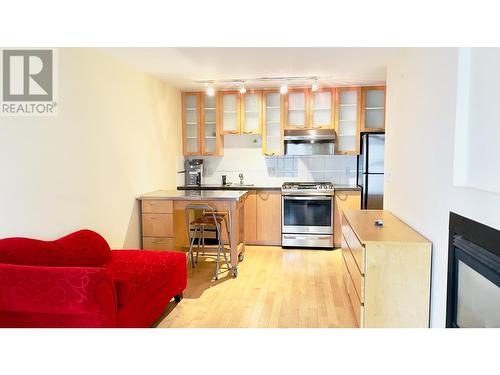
0 229 112 267
105 250 186 308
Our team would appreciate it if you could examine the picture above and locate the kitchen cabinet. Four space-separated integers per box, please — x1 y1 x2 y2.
182 92 202 156
284 88 310 129
262 90 284 156
219 91 241 134
256 190 281 245
182 92 223 156
361 86 386 132
341 209 431 327
310 88 335 129
335 87 362 155
244 191 257 244
241 90 263 134
141 199 175 251
201 93 223 156
333 190 361 247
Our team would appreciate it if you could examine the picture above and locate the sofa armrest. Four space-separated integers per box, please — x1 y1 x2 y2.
0 263 117 326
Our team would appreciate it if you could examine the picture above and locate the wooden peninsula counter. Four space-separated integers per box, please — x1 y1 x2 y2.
139 190 247 276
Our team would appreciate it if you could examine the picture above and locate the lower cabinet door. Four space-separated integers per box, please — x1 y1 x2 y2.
256 190 282 245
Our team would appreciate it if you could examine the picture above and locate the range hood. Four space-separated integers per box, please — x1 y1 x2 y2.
284 129 336 156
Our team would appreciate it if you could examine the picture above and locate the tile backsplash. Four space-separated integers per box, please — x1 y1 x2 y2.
178 135 357 186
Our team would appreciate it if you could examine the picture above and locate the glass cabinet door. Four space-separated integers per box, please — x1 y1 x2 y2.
220 91 240 134
335 87 361 154
241 91 262 134
362 86 386 131
202 94 219 155
183 92 201 155
286 89 309 128
311 89 334 128
262 91 282 156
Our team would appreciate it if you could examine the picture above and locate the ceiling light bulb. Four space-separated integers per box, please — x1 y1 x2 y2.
239 85 246 94
311 80 319 92
280 82 288 95
206 85 215 97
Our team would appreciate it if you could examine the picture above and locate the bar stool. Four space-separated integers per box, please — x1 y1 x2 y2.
185 204 232 280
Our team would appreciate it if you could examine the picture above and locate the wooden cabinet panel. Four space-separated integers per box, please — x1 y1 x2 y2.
182 92 202 156
244 191 257 244
201 93 222 156
256 190 281 245
262 90 283 156
342 214 365 274
335 87 362 155
310 88 335 129
361 86 386 132
241 90 262 134
341 234 365 302
345 266 364 328
284 88 310 129
142 213 173 237
219 91 241 134
141 199 173 214
142 237 175 251
334 190 361 247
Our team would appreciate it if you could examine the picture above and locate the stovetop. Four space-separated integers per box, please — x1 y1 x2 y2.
281 182 334 195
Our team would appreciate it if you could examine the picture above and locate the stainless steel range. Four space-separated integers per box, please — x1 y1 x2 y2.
281 182 334 249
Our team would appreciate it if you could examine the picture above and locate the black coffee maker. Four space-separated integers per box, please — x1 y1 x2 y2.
185 159 204 186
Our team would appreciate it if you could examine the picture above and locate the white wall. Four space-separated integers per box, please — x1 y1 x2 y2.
0 48 182 248
182 135 358 186
385 48 500 327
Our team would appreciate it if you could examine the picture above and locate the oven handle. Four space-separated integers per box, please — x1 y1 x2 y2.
282 195 333 201
283 235 333 240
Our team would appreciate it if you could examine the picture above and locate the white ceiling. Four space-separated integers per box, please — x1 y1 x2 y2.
102 48 399 91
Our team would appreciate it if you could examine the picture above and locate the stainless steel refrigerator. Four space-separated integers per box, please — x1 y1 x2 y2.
357 133 385 209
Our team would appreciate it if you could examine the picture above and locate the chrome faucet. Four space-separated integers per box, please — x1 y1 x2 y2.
238 173 244 185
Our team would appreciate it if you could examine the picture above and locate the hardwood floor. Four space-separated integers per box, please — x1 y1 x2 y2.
158 246 357 328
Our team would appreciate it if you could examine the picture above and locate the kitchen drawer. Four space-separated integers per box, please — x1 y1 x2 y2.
142 213 173 237
345 263 364 327
342 214 366 274
142 237 175 251
141 199 173 214
341 234 364 302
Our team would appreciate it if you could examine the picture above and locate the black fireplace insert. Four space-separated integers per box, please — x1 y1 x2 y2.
446 212 500 328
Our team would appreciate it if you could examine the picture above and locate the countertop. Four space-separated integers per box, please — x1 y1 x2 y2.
343 209 431 244
139 189 248 201
177 184 361 192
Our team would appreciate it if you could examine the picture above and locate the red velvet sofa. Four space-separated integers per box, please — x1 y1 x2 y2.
0 230 187 328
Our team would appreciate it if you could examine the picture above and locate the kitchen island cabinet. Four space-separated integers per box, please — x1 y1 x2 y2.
139 190 247 276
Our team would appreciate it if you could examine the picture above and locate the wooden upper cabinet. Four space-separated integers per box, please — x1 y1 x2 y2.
361 86 386 132
201 93 222 156
335 87 362 155
182 92 223 156
310 88 335 129
219 91 241 134
262 90 284 156
284 88 310 129
241 90 263 134
182 92 202 156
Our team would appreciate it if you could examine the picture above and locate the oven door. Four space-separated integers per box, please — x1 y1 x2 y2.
282 195 333 234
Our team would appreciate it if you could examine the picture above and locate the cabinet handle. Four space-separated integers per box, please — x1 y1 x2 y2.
229 130 239 134
150 216 160 220
243 131 253 134
312 125 322 129
264 152 275 156
152 240 169 244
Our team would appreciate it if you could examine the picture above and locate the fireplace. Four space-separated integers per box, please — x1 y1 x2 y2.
446 212 500 328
